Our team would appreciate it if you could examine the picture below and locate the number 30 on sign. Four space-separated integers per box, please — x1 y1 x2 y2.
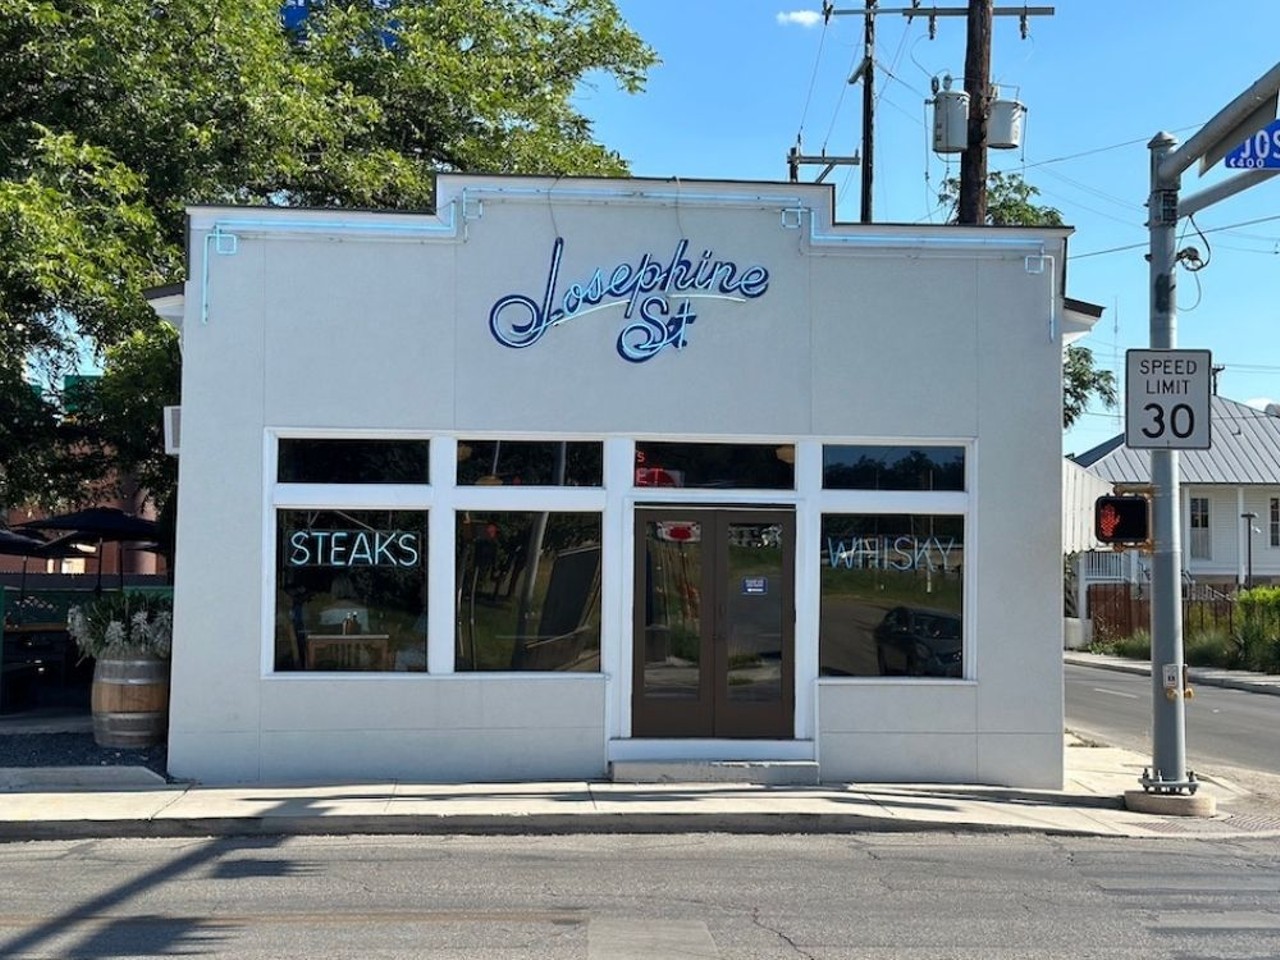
1124 349 1212 450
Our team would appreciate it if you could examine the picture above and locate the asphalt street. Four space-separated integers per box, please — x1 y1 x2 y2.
0 833 1277 959
1065 661 1280 776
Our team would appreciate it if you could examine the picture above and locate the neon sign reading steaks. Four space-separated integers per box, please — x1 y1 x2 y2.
489 237 770 363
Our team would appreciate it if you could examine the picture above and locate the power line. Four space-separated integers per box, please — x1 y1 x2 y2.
795 14 831 142
1071 214 1280 260
1019 123 1206 171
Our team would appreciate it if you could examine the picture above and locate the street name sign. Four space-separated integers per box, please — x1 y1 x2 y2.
1223 120 1280 168
1125 349 1212 450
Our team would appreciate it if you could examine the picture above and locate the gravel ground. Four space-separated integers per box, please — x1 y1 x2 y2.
0 733 169 780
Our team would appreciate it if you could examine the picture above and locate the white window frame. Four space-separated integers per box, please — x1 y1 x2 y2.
813 440 974 684
266 431 609 678
1189 495 1211 561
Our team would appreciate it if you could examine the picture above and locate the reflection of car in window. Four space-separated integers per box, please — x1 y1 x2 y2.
873 606 962 678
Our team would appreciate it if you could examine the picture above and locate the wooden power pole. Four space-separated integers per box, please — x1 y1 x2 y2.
957 0 992 225
860 0 876 222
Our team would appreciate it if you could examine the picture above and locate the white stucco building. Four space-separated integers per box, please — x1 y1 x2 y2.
162 174 1075 787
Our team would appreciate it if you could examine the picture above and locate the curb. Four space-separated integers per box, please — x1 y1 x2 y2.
1065 654 1280 697
0 812 1114 843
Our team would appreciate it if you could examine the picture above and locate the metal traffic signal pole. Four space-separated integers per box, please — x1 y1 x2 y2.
1143 62 1280 795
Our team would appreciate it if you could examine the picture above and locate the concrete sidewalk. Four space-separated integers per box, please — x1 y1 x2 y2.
0 731 1277 842
0 653 1276 842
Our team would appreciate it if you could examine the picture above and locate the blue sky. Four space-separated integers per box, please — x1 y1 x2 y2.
574 1 1280 457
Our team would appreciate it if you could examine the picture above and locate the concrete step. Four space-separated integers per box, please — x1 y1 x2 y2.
610 760 820 786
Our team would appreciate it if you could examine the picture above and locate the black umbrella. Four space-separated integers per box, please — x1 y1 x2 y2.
0 529 50 557
0 530 94 600
18 508 160 593
17 507 160 542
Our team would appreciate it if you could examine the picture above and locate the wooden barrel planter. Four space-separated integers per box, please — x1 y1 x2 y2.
91 657 170 748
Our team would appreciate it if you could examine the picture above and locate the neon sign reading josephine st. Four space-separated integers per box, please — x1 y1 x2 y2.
488 237 770 363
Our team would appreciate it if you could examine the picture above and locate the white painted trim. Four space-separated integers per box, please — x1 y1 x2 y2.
793 440 822 741
261 431 278 679
603 437 633 742
428 438 456 674
273 484 434 509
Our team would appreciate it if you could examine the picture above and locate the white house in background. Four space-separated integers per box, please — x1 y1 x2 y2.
1073 396 1280 590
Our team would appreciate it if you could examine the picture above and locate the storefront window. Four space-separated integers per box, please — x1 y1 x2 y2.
634 442 794 489
457 440 602 486
278 439 429 484
822 446 965 491
455 512 602 672
274 509 427 672
819 514 964 678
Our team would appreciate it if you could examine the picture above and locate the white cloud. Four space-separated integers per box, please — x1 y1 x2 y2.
1245 397 1278 411
777 10 823 28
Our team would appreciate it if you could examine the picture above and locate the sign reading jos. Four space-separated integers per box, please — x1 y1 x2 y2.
1125 349 1212 450
1223 120 1280 169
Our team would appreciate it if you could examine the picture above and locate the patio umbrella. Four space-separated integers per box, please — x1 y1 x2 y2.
17 507 160 542
0 530 94 599
0 529 50 557
18 508 161 593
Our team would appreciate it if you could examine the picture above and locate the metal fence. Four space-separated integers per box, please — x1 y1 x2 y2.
1087 582 1236 641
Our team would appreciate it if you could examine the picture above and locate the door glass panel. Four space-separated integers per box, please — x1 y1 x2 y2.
724 522 784 703
640 520 703 700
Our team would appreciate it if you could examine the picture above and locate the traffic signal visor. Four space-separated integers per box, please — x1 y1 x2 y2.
1094 495 1150 544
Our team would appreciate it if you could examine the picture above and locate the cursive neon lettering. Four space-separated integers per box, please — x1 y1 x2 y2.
489 237 770 362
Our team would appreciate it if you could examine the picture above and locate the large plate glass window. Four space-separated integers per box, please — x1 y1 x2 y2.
278 439 429 484
633 442 794 489
275 509 427 672
819 514 964 678
455 512 602 672
456 440 602 486
823 445 965 491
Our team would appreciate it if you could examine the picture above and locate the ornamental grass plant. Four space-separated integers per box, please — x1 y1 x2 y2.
67 591 173 662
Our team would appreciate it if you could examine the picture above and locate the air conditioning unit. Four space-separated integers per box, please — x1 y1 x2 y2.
163 405 181 455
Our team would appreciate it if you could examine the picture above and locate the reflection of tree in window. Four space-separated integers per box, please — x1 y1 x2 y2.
456 511 602 672
457 440 602 486
278 439 429 483
822 446 964 491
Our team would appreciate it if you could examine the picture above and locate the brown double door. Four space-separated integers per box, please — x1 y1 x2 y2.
632 508 795 739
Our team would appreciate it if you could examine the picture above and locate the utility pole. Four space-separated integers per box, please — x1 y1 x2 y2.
820 2 1051 223
787 145 859 184
957 0 991 224
860 0 876 222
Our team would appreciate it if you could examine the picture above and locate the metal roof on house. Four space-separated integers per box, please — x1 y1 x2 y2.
1073 396 1280 485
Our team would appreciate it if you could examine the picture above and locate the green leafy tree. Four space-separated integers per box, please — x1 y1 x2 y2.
939 171 1117 429
1 0 656 512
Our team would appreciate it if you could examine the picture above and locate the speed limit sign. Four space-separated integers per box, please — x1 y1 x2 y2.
1125 349 1212 450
